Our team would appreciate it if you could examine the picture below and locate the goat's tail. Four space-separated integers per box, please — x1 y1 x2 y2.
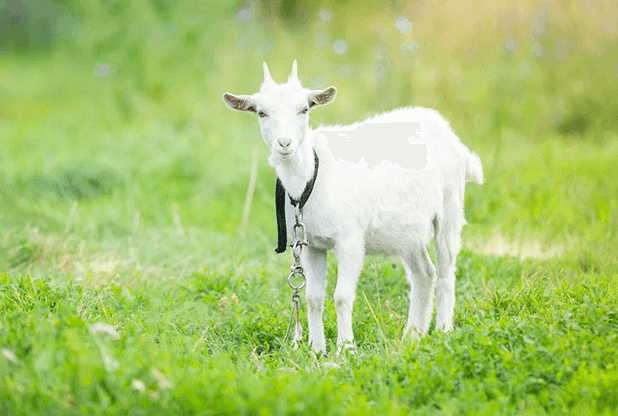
465 151 484 184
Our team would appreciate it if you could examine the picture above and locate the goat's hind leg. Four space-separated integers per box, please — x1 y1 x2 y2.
401 249 436 339
434 216 463 332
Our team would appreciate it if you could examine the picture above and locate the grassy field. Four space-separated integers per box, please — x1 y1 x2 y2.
1 0 618 414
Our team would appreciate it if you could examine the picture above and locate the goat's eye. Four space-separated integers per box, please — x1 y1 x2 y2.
257 111 268 118
299 107 309 115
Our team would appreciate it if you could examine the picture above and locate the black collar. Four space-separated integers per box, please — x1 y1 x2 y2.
275 149 319 253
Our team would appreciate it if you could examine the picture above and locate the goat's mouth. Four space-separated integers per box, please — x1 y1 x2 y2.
276 148 296 158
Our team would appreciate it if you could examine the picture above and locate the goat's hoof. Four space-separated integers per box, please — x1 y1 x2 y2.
435 322 453 333
311 348 328 359
321 361 341 370
336 341 357 356
403 328 426 343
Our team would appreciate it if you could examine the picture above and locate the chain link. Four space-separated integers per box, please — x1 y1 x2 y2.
283 205 307 347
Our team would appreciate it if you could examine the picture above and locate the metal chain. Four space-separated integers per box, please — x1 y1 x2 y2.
283 204 307 347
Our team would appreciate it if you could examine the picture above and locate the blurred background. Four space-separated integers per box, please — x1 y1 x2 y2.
1 0 617 274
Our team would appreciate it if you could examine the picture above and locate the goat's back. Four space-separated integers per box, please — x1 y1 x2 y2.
317 107 473 181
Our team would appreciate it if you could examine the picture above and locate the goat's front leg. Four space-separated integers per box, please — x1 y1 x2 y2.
333 236 365 351
302 246 328 353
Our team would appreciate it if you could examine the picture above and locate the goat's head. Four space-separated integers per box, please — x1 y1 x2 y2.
222 61 336 162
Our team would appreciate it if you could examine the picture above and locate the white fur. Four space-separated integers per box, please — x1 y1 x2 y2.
223 61 483 353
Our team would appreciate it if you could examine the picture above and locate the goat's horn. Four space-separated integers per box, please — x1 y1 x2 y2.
263 62 274 83
290 60 298 79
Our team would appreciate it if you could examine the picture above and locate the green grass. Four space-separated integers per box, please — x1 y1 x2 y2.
1 254 617 414
1 0 618 414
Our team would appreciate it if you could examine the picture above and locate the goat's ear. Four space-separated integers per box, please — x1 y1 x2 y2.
222 93 257 113
308 86 336 108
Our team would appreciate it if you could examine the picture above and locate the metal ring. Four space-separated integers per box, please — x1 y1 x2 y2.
287 268 306 290
292 242 303 259
292 224 306 242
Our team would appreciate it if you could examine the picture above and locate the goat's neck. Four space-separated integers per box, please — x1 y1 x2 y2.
272 133 315 200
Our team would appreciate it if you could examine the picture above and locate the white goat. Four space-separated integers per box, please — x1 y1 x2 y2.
223 61 483 353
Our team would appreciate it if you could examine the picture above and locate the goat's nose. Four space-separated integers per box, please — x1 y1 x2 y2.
278 138 291 148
